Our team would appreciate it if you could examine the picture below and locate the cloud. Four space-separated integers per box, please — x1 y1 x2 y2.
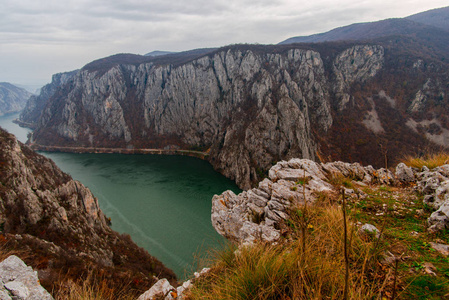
0 0 447 86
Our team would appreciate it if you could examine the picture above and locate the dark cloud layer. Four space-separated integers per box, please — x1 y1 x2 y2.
0 0 447 87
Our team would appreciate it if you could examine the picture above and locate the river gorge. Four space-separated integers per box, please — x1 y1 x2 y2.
0 112 240 278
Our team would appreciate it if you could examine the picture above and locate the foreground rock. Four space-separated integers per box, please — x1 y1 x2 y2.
138 269 207 300
0 128 176 293
0 255 53 300
415 165 449 232
212 158 396 244
212 158 449 244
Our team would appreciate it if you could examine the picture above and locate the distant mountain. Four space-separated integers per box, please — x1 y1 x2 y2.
279 6 449 45
0 82 32 116
144 50 175 57
406 6 449 31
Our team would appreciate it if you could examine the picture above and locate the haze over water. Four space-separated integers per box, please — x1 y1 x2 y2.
0 113 240 278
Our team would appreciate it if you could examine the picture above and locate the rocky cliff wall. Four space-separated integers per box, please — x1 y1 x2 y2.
18 70 78 128
30 45 385 189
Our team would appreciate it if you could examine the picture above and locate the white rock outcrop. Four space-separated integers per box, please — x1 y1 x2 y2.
0 256 53 300
212 158 397 244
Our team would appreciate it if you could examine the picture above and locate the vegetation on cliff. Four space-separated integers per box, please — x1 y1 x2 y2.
186 176 449 299
0 128 176 298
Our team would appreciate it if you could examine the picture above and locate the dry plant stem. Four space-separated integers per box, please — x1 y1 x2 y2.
301 171 307 256
392 257 399 300
372 207 388 257
342 188 349 300
376 269 393 300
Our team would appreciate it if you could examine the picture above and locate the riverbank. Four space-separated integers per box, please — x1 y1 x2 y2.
29 143 210 160
12 118 37 129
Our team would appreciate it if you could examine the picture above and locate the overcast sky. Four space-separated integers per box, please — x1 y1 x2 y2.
1 0 447 89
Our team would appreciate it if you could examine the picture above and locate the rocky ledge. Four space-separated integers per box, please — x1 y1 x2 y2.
212 158 449 244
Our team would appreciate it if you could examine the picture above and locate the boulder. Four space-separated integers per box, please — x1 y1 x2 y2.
395 163 415 183
359 223 380 239
428 201 449 232
429 242 449 256
0 255 53 300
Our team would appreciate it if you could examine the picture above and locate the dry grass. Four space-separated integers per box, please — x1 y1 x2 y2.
185 204 388 300
402 152 449 169
53 271 136 300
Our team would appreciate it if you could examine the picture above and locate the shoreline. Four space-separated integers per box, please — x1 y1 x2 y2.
29 144 210 160
12 118 37 129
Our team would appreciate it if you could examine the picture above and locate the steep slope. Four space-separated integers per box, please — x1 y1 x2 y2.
29 39 449 189
406 6 449 31
0 83 32 116
17 70 78 128
0 128 176 294
31 45 339 189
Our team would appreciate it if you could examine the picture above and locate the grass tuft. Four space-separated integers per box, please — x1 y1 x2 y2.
53 271 136 300
402 152 449 169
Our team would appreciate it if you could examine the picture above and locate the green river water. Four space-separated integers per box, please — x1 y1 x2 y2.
0 113 240 279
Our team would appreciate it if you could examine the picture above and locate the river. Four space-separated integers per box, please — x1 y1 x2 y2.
0 112 240 279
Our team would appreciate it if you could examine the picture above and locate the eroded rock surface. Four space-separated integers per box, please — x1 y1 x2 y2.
0 255 53 300
212 158 396 243
213 158 449 243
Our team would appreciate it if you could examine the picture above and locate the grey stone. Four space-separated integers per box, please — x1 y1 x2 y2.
137 278 174 300
176 279 192 300
0 256 53 300
0 290 11 300
212 158 402 243
428 201 449 232
4 282 29 299
395 163 415 183
359 224 380 239
429 242 449 256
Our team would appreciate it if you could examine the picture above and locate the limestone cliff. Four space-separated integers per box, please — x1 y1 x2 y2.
27 39 449 189
17 70 78 128
29 44 387 189
0 128 176 293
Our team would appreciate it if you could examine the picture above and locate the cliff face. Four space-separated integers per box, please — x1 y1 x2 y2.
27 38 449 189
18 70 78 128
30 45 385 189
0 83 32 116
0 128 176 293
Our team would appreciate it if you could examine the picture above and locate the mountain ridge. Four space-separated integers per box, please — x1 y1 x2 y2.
0 82 32 116
279 6 449 45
